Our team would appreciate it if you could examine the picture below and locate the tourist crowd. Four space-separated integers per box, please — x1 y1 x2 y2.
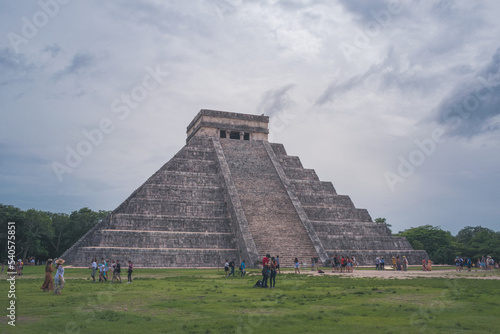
454 255 496 271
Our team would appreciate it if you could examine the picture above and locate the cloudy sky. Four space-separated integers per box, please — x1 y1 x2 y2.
1 0 499 235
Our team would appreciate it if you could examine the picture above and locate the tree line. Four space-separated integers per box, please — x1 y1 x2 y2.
395 224 500 264
0 203 109 262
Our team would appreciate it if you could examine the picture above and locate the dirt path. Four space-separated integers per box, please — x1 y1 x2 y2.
291 268 500 280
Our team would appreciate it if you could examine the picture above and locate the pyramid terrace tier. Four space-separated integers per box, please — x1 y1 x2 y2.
319 234 414 251
311 221 395 237
149 171 222 188
74 247 240 268
108 214 234 233
303 206 372 222
122 198 229 217
133 184 225 202
94 230 237 249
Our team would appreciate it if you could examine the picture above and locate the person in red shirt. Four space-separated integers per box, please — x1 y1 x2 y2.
262 255 269 267
262 254 270 288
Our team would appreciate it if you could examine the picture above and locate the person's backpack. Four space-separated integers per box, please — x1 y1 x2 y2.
253 280 263 288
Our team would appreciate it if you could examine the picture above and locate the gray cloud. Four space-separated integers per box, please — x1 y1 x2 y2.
53 52 95 80
257 84 296 116
42 44 61 58
315 47 441 107
0 47 35 86
436 47 500 137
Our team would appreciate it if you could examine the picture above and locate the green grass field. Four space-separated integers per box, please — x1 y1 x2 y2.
1 266 499 333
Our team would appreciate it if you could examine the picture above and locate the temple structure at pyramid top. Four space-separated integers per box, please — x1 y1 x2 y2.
62 109 427 267
186 109 270 142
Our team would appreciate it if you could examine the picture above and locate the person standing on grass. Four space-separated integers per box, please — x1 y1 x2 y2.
311 256 315 271
380 257 385 270
104 259 110 281
276 255 281 274
40 259 54 292
229 258 235 277
54 259 65 295
111 260 117 282
466 257 471 272
127 260 133 283
269 257 277 288
110 260 116 280
402 256 408 271
375 257 380 271
240 260 246 277
98 260 105 282
294 258 300 274
262 254 270 288
340 256 346 273
114 260 122 283
90 258 97 283
224 259 229 277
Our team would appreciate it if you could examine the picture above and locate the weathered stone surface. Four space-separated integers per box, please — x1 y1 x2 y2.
62 110 428 267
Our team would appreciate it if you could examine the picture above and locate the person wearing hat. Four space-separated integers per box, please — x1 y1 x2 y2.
40 259 55 292
54 259 65 295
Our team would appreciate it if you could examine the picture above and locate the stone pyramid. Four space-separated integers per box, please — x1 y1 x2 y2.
62 109 428 267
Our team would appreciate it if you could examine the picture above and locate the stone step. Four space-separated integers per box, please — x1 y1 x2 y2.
311 221 390 236
75 247 239 267
136 184 224 201
303 207 372 222
289 180 337 195
152 171 221 187
164 158 219 174
283 167 319 181
173 148 216 161
277 155 303 168
123 200 229 217
320 235 413 250
108 214 233 233
94 230 236 249
298 194 354 208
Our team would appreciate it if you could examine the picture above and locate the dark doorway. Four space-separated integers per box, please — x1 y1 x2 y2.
244 133 250 140
229 131 240 140
220 130 226 138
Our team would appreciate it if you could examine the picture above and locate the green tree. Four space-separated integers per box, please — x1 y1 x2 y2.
396 225 458 264
46 212 71 256
1 204 110 260
17 209 54 260
0 204 26 260
456 226 500 260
